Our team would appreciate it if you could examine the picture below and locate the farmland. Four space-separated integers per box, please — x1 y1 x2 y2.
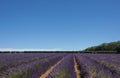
0 53 120 78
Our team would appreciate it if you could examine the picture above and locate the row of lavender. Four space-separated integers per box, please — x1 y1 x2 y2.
0 53 55 72
76 53 120 78
46 54 76 78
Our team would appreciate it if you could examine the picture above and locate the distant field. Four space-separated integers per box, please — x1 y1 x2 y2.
0 53 120 78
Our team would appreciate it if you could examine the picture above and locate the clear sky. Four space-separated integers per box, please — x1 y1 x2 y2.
0 0 120 50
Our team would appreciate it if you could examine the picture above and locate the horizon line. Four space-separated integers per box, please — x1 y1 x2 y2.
0 48 79 51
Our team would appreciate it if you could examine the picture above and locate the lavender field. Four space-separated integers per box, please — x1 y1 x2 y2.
0 53 120 78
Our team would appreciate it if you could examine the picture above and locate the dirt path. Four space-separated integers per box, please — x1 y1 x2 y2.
74 56 81 78
40 57 64 78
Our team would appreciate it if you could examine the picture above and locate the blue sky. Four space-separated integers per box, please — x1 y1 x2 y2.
0 0 120 50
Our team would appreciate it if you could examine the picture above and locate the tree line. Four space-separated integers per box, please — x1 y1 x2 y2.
84 41 120 53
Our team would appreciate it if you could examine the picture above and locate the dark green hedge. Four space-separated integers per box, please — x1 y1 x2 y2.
84 41 120 53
